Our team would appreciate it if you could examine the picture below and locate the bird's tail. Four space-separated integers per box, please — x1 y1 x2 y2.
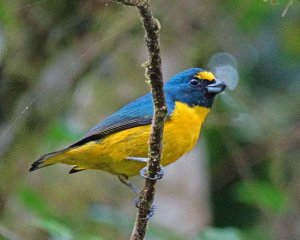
29 150 65 171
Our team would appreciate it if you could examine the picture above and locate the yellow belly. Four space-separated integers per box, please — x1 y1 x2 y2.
53 102 210 176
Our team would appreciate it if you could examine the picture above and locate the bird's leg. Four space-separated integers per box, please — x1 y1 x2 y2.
126 156 148 163
119 155 148 194
122 156 162 218
117 174 141 195
117 174 156 218
126 156 165 180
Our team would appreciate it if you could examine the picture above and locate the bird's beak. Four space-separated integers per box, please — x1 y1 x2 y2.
206 79 227 94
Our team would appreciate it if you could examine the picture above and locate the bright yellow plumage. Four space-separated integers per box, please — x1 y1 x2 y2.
45 102 210 176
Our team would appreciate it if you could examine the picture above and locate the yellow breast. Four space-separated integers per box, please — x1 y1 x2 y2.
162 102 210 165
58 102 210 176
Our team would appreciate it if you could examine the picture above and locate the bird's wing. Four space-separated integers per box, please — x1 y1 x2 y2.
69 93 174 148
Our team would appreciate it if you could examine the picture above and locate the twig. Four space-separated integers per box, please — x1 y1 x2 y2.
115 0 166 239
281 0 294 17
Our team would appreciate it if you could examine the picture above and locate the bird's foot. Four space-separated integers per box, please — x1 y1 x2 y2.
126 157 164 180
140 165 164 181
134 199 157 219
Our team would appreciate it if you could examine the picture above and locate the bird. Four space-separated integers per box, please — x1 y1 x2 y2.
30 68 226 192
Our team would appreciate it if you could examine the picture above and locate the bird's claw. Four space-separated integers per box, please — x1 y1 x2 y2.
140 166 164 180
134 199 157 219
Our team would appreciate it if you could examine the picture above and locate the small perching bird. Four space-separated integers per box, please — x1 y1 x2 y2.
30 68 226 190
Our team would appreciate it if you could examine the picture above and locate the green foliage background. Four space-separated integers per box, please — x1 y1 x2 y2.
0 0 299 239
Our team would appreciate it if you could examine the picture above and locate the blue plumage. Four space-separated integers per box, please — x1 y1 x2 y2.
90 68 203 133
69 68 216 148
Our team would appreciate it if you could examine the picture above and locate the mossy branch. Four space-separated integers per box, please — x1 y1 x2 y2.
114 0 166 239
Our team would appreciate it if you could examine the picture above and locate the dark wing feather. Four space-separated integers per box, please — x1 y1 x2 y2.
69 117 152 148
68 93 175 148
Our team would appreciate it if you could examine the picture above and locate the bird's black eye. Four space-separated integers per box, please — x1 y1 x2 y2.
189 79 199 86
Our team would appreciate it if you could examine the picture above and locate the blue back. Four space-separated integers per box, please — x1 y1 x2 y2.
88 68 202 132
70 68 207 147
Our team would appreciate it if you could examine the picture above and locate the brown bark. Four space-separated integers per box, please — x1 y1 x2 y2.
114 1 166 239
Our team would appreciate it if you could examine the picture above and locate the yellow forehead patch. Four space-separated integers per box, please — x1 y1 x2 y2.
195 71 215 81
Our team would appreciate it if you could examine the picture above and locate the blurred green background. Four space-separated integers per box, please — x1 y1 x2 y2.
0 0 299 239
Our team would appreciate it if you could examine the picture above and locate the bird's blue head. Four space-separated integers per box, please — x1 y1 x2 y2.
164 68 226 108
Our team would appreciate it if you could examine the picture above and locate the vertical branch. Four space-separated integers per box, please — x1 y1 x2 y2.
114 0 166 239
